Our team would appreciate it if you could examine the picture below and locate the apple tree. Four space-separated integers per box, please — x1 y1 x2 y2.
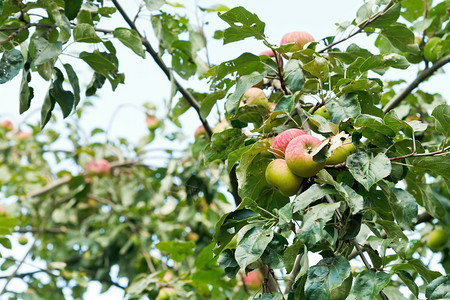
0 0 450 299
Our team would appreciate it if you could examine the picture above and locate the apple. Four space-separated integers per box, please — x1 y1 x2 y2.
146 115 159 130
285 135 326 177
325 139 356 165
427 229 448 252
240 87 268 109
162 271 174 282
0 119 13 131
14 131 32 140
424 37 442 62
186 232 199 242
308 106 330 132
18 235 28 245
85 159 111 176
156 287 176 300
265 159 303 196
243 270 263 290
280 31 315 51
194 125 206 139
213 119 230 134
271 129 307 158
0 205 8 217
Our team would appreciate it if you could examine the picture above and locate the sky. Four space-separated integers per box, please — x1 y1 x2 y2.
0 0 448 299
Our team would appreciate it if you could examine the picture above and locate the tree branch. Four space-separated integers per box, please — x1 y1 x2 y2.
318 1 394 53
110 0 213 137
383 54 450 113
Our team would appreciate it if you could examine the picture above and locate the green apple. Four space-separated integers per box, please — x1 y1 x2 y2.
240 87 269 109
424 37 442 62
18 235 28 245
285 135 325 177
146 115 159 130
280 31 315 52
325 139 356 165
265 159 303 196
308 106 330 132
427 229 448 252
243 270 263 290
156 287 176 300
271 128 307 158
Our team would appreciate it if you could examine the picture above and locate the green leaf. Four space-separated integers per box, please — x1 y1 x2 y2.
426 275 450 300
284 60 305 92
80 51 123 90
32 37 62 66
432 104 450 137
235 224 273 270
200 90 226 119
73 23 102 43
225 72 264 114
297 202 340 248
213 209 258 256
49 67 74 118
64 0 82 20
261 233 288 269
365 3 401 28
144 0 165 11
155 241 195 262
19 60 34 114
392 259 442 284
40 90 56 129
113 28 145 58
349 270 390 300
218 249 239 278
305 256 351 300
381 25 417 53
292 184 337 214
274 95 295 114
217 53 264 80
326 94 361 124
377 220 408 258
219 6 265 44
283 240 302 274
360 54 410 73
303 56 329 80
412 154 450 187
346 152 391 191
203 128 246 163
0 49 24 84
395 270 418 298
63 64 80 108
317 170 364 215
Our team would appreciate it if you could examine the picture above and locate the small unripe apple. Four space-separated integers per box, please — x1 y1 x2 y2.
424 37 442 62
85 159 111 176
285 135 325 177
271 129 307 158
186 232 199 242
194 125 206 139
280 31 315 51
146 115 159 130
0 119 13 131
325 139 356 165
308 106 330 132
427 229 448 252
243 270 263 290
156 287 176 300
14 131 33 140
240 87 269 109
18 235 28 245
265 159 303 196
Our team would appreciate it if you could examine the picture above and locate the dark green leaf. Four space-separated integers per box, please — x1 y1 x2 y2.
204 128 246 163
63 64 80 108
392 259 441 284
200 90 226 119
305 256 351 300
235 224 273 270
261 233 288 269
284 60 305 92
377 220 408 258
292 184 337 214
219 6 265 44
349 270 390 300
366 3 401 28
432 104 450 137
64 0 82 20
326 94 361 124
395 270 418 298
0 49 24 84
49 67 74 118
381 25 418 54
225 72 264 114
346 152 391 191
73 23 102 43
32 37 62 66
217 53 264 80
426 275 450 300
40 91 55 129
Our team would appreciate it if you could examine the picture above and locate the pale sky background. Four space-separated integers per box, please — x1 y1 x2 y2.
0 0 448 299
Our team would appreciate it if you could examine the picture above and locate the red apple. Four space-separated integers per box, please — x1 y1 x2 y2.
0 119 13 131
280 31 315 51
146 115 159 130
325 139 356 165
285 135 325 177
14 131 32 140
85 159 111 176
259 49 283 68
194 125 206 139
271 129 307 158
243 270 263 290
265 159 303 196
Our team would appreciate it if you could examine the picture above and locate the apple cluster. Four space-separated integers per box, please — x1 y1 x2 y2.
265 129 355 196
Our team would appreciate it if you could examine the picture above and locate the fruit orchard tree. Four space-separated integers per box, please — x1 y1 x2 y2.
0 0 450 299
